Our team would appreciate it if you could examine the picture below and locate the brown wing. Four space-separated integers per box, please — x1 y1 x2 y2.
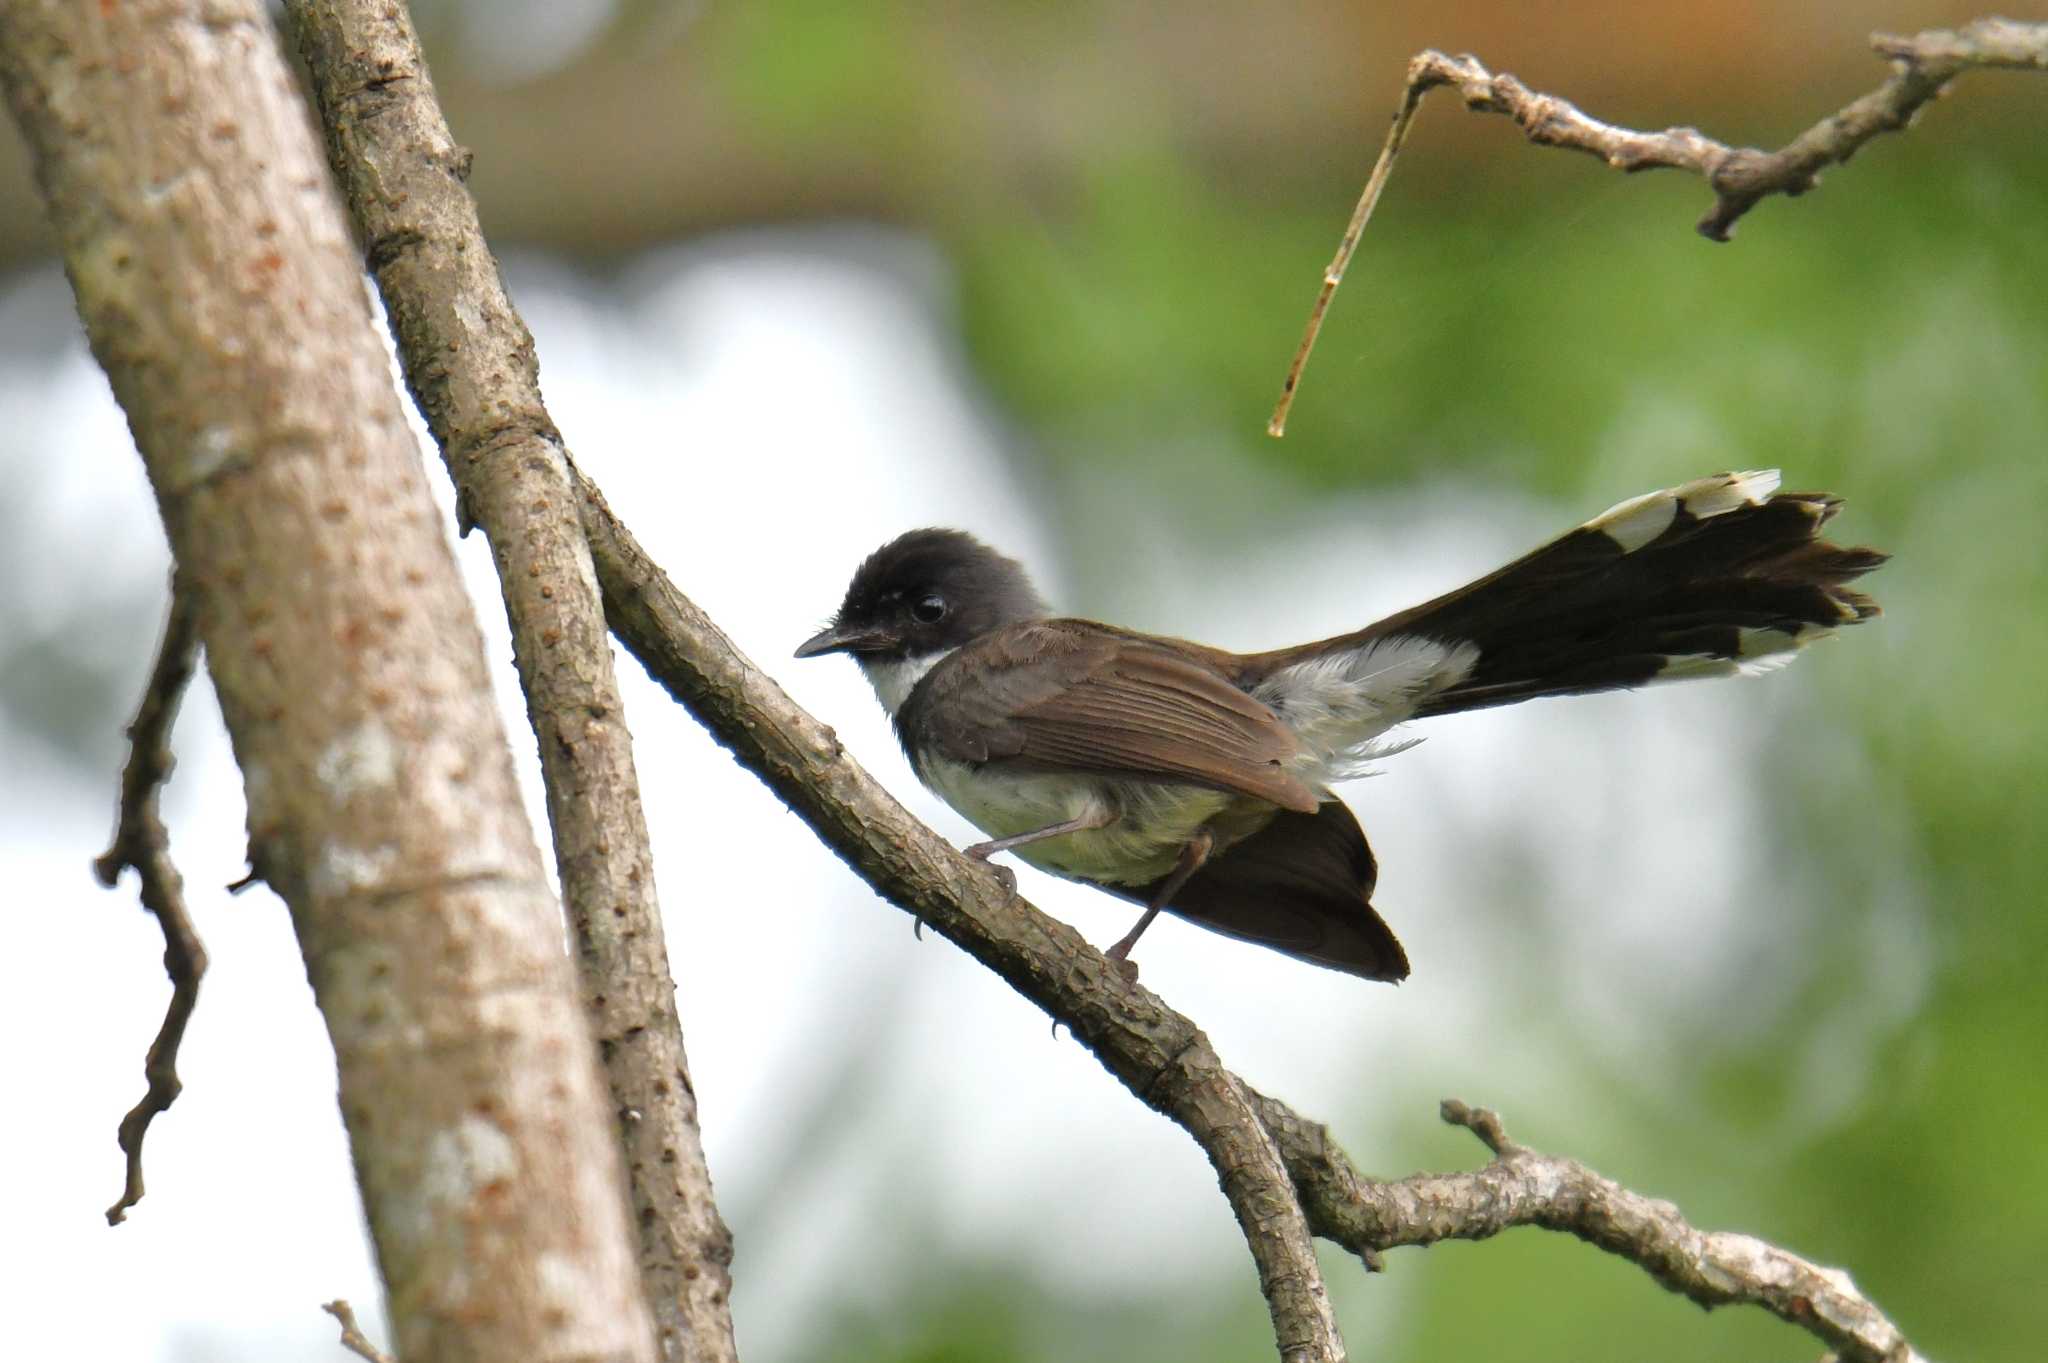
904 620 1318 812
1104 801 1409 981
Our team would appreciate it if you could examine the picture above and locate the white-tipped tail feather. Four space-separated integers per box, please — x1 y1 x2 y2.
1267 469 1884 727
1657 621 1831 680
1588 469 1781 552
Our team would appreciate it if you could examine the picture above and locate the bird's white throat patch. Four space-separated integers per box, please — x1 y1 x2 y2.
859 650 951 716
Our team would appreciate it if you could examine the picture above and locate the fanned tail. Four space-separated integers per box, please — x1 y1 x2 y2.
1407 470 1884 715
1138 471 1886 983
1257 470 1887 720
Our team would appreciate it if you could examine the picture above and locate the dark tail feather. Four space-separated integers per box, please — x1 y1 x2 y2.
1104 801 1409 981
1336 471 1884 718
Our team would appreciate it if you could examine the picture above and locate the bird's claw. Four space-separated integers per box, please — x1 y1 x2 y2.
961 841 1018 894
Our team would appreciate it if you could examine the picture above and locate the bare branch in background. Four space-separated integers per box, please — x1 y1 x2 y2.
321 1301 395 1363
284 4 736 1357
1270 16 2048 434
94 579 205 1226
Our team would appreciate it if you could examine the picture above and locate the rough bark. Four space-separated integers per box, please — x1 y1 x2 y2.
0 5 656 1361
281 6 737 1358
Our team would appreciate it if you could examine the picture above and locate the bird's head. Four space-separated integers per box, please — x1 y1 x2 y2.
795 528 1048 664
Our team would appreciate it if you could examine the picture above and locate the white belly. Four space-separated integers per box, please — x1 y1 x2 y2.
916 756 1234 885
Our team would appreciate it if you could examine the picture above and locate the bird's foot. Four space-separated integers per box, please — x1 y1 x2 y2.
1104 939 1142 983
960 840 1018 894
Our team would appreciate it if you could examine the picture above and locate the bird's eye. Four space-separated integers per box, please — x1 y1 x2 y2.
911 594 947 624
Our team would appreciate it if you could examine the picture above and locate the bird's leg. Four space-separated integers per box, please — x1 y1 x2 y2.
963 808 1113 899
1105 827 1214 980
963 807 1114 861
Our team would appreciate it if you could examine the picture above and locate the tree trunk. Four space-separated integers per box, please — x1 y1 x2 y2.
0 5 658 1361
283 6 739 1355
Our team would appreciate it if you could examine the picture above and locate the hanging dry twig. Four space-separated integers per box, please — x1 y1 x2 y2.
94 579 207 1226
1270 16 2048 435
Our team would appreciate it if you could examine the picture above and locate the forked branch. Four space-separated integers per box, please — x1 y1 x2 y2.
1271 17 2048 434
1252 1095 1927 1363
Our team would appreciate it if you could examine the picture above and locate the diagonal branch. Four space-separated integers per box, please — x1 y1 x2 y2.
284 5 736 1358
1270 17 2048 434
94 577 207 1226
579 480 1345 1361
578 476 1929 1363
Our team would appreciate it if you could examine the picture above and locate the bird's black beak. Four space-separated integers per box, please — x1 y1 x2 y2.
794 623 893 659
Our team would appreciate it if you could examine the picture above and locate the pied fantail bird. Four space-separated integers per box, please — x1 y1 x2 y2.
796 471 1885 981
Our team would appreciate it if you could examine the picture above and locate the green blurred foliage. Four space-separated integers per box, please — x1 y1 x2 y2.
745 114 2040 1363
713 12 2048 1358
714 0 924 142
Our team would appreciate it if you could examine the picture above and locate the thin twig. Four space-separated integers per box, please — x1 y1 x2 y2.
95 579 206 1226
1270 17 2048 435
1267 77 1430 438
322 1300 396 1363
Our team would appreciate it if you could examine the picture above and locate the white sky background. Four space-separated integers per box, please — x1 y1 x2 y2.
0 229 1925 1362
